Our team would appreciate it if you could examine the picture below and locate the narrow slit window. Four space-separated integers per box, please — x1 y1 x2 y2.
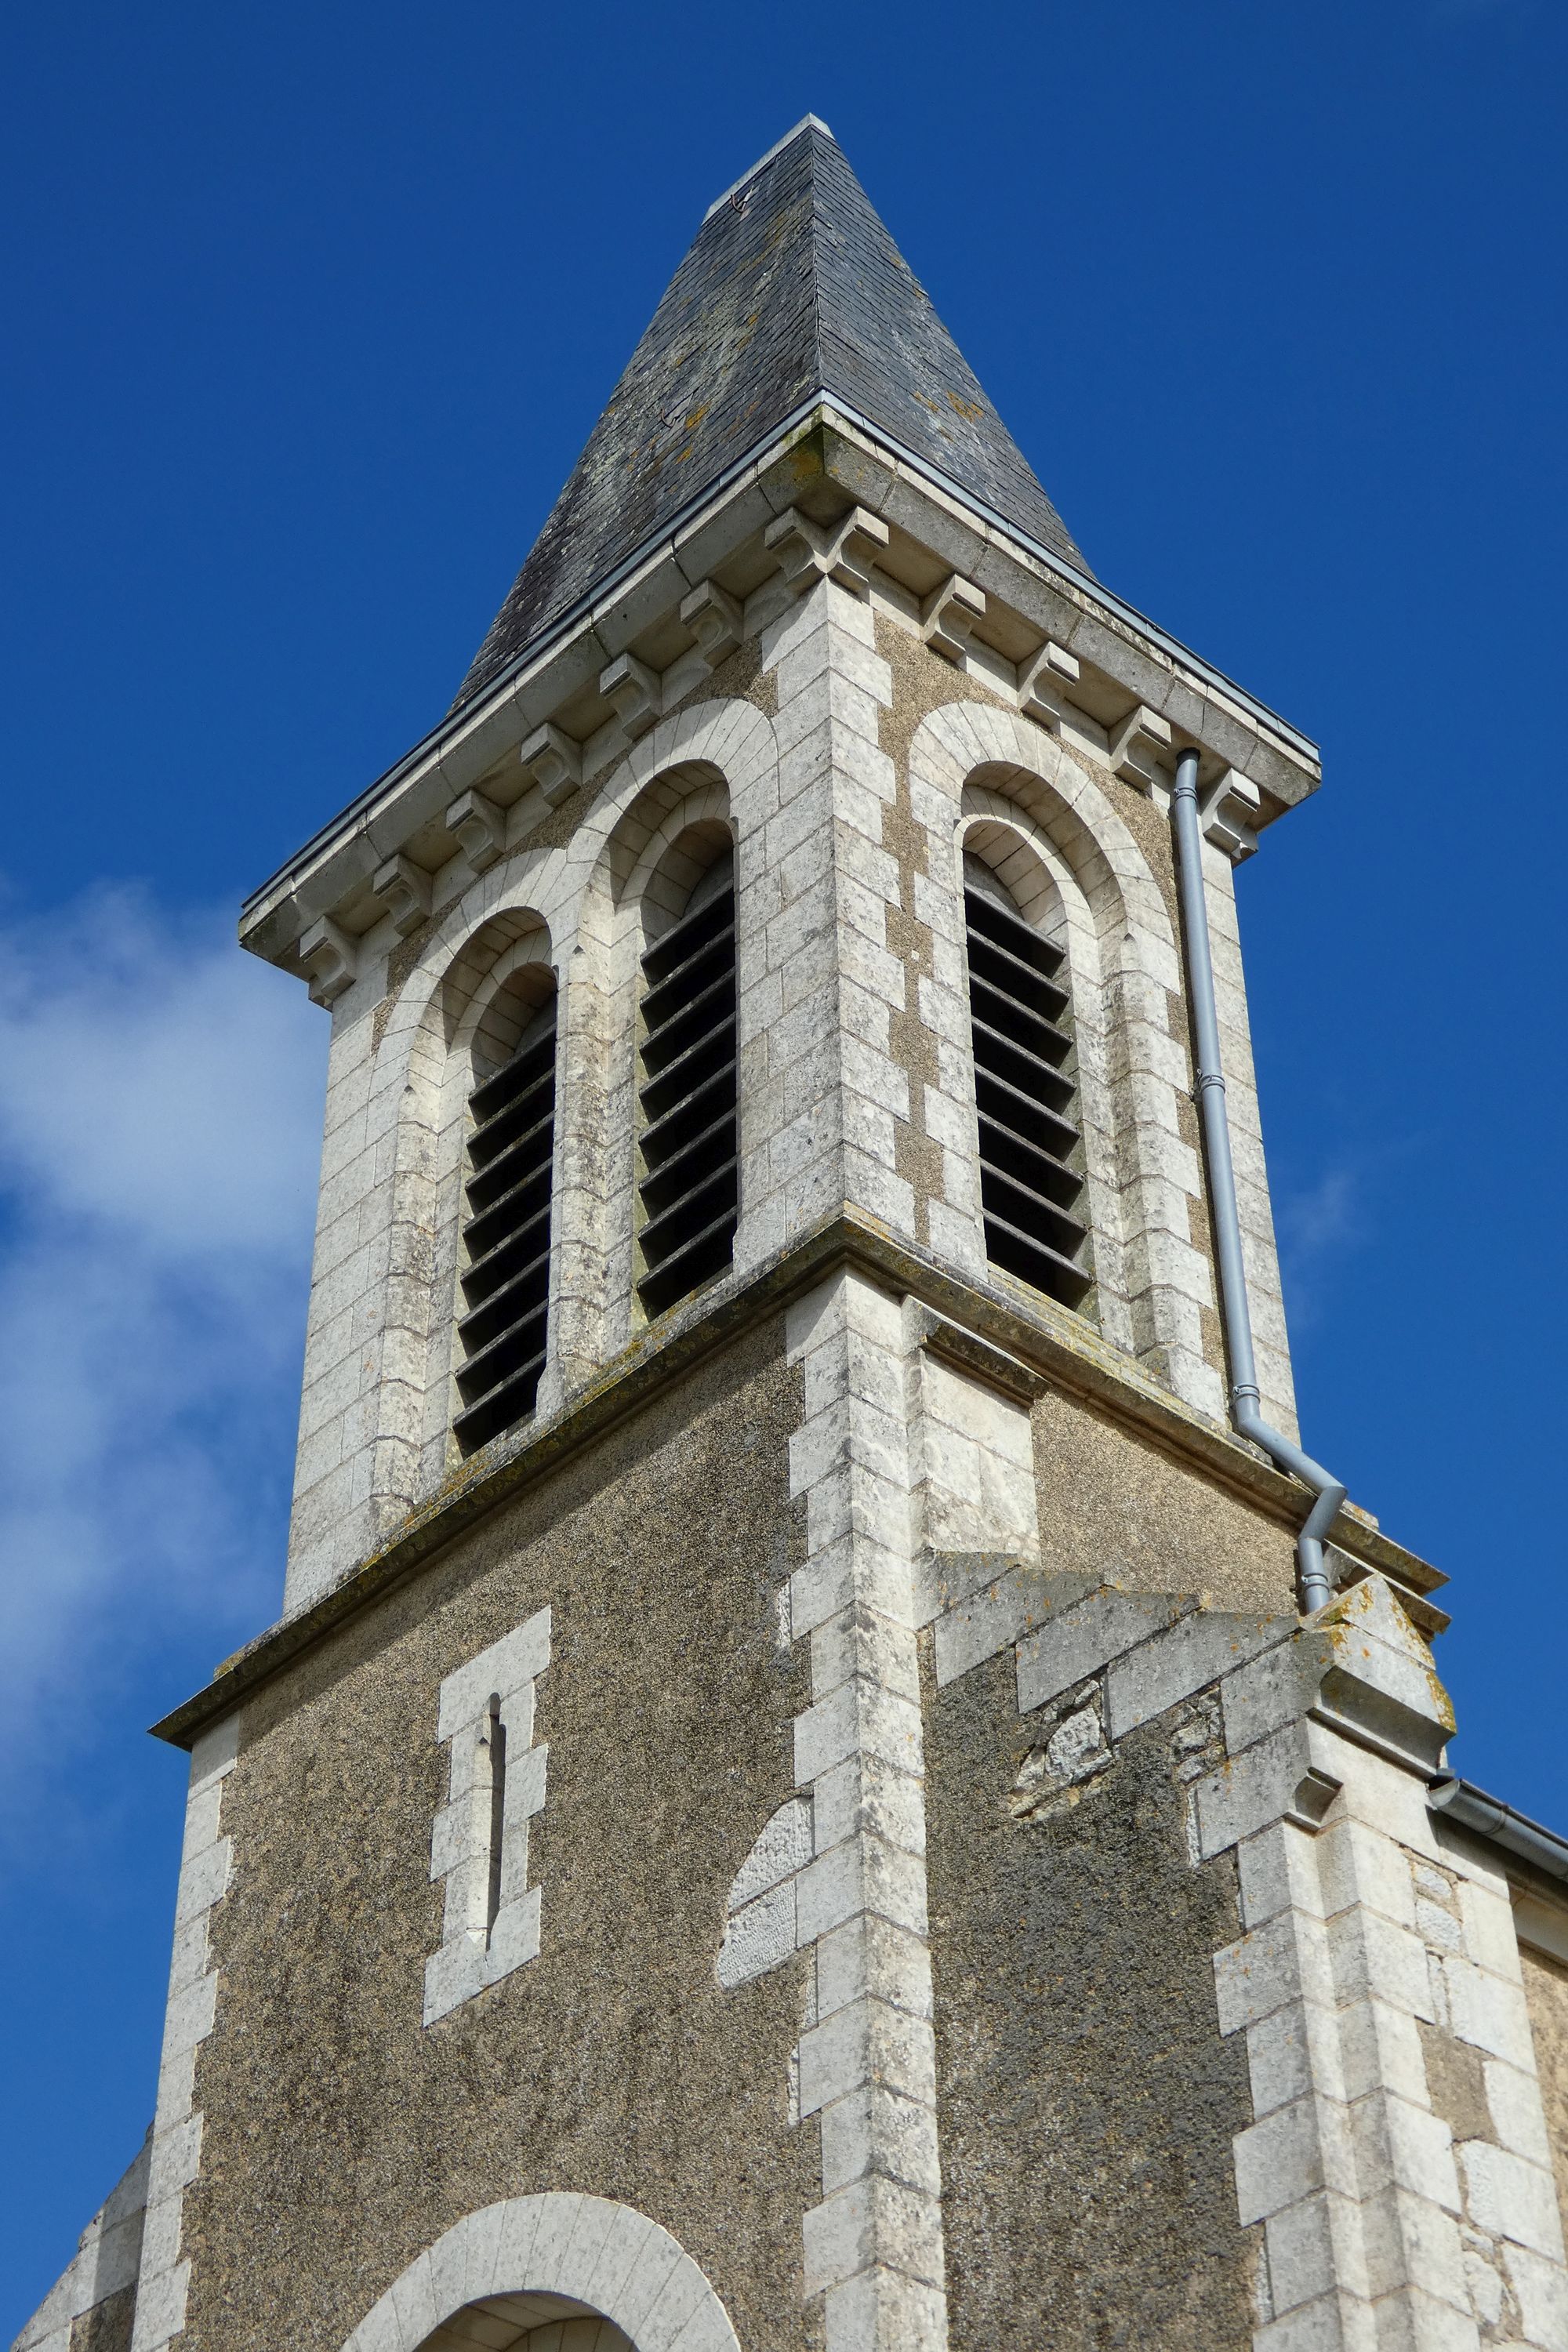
453 990 557 1451
636 850 739 1319
482 1696 506 1936
964 860 1091 1310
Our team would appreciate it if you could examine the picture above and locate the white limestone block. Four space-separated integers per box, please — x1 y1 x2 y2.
1500 2238 1568 2351
1234 2095 1358 2224
801 2173 944 2294
1016 1586 1192 1716
1215 1912 1338 2035
820 2265 948 2352
818 2083 942 2199
1348 2093 1461 2212
796 1996 938 2117
1458 2143 1566 2258
1105 1609 1287 1739
814 1914 933 2025
717 1881 798 1987
1442 1955 1537 2070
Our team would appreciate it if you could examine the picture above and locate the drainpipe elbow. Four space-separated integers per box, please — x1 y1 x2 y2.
1232 1387 1345 1613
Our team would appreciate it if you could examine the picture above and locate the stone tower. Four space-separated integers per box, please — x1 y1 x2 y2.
20 115 1568 2352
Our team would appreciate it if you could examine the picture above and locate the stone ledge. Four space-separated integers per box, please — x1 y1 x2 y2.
149 1210 1446 1751
238 405 1321 979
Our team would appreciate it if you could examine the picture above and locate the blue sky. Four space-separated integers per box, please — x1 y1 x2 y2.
3 0 1565 2333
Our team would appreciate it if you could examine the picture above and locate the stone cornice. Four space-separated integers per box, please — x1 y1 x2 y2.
149 1210 1443 1753
238 405 1322 990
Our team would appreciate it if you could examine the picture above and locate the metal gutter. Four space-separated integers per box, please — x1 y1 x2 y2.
1169 744 1347 1614
1429 1774 1568 1887
240 401 1319 928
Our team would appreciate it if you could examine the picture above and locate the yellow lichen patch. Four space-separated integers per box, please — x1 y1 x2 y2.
946 391 985 420
782 429 828 488
674 403 710 461
1320 1574 1457 1732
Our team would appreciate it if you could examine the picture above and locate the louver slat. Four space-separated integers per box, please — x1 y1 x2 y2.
966 885 1091 1310
453 1004 557 1451
637 885 739 1319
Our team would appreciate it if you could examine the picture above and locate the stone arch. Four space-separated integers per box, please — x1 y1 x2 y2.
909 699 1220 1415
554 699 775 1359
958 786 1121 1335
422 2318 629 2350
622 789 735 947
560 697 775 921
909 700 1178 975
583 765 739 1346
355 875 575 1523
339 2193 741 2352
441 909 556 1073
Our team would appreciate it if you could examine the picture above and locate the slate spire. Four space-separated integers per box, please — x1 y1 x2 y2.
453 117 1086 711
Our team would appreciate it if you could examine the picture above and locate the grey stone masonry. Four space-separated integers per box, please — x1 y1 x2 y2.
129 1713 239 2352
278 554 1305 1613
337 2195 743 2351
928 1547 1568 2352
423 1606 551 2027
785 1271 949 2351
13 2134 150 2352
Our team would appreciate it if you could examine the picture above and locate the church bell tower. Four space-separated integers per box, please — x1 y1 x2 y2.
20 114 1568 2352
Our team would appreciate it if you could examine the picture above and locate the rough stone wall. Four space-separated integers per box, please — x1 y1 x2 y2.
1522 1944 1568 2234
71 2297 135 2352
281 569 1301 1617
1029 1385 1298 1619
869 608 1296 1436
924 1642 1258 2352
285 653 783 1613
180 1319 818 2352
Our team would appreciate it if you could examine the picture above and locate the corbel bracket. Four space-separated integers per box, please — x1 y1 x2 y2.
1014 638 1080 730
371 854 433 939
909 1304 1050 1405
299 915 357 1009
921 574 985 666
764 504 889 598
445 788 507 874
599 651 662 742
1200 767 1262 863
518 722 583 808
1108 703 1174 793
680 579 743 669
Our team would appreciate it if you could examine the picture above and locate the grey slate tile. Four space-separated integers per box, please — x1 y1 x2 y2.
451 119 1087 713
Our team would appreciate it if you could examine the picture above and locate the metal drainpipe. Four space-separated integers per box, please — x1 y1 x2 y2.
1170 746 1345 1614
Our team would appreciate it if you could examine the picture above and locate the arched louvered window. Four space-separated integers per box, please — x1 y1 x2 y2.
636 848 739 1319
964 855 1091 1310
453 988 557 1450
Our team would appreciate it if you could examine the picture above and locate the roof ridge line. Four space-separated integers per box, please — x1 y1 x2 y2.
452 121 1088 710
702 114 834 222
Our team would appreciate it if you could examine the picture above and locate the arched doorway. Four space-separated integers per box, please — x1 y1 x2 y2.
340 2193 741 2352
418 2297 631 2348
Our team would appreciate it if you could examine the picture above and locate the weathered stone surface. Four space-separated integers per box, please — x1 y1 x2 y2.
924 1645 1258 2352
179 1321 818 2352
1522 1944 1568 2241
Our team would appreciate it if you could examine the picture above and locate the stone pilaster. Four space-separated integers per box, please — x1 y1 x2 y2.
785 1271 948 2350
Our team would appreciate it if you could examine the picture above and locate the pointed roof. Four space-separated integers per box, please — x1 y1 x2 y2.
451 118 1087 711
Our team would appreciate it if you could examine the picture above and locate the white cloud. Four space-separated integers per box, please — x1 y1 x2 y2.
0 889 325 1799
1276 1162 1365 1271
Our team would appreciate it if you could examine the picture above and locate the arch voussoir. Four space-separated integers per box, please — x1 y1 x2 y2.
341 2194 741 2352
